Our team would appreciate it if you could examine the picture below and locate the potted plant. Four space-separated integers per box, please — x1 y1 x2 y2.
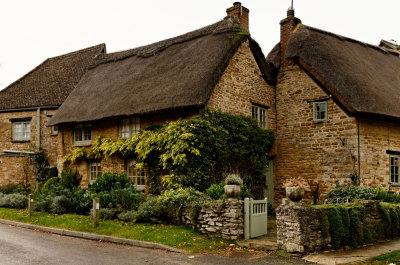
224 174 243 200
283 176 310 203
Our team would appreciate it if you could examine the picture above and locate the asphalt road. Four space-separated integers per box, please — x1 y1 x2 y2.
0 223 316 265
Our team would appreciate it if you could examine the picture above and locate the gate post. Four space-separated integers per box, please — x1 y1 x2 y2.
244 198 250 239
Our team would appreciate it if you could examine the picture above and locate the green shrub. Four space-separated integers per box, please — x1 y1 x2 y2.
349 209 363 247
206 182 225 200
59 169 82 191
50 195 71 214
326 186 400 203
134 195 169 223
239 184 252 200
42 177 60 192
97 185 145 211
70 188 92 215
380 204 392 239
321 212 330 238
328 207 344 249
98 208 118 220
117 211 136 222
338 206 350 246
363 228 372 244
90 172 130 193
390 207 399 238
0 193 27 209
0 183 23 194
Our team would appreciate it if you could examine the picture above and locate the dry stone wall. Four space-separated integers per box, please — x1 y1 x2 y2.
181 200 244 240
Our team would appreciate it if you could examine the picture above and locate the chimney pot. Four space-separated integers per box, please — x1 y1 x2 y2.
287 8 295 18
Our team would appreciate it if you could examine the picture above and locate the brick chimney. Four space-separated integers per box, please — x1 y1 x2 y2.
280 7 301 67
226 2 249 32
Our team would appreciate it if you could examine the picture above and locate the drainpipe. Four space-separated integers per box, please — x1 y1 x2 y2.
37 108 41 149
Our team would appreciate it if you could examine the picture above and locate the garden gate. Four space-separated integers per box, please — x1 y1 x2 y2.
244 197 268 239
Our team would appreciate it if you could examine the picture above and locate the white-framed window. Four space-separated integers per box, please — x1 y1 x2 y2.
390 155 400 184
252 104 267 129
119 117 140 138
89 162 102 184
51 125 58 136
13 121 31 141
74 123 92 145
127 160 146 191
313 101 328 122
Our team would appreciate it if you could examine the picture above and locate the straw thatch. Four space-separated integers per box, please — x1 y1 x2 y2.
48 17 273 126
0 44 105 110
270 24 400 121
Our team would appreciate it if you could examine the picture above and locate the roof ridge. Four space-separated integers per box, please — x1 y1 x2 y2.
301 25 400 57
89 16 243 69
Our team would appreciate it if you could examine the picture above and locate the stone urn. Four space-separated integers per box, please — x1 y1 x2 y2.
285 186 304 202
224 185 241 199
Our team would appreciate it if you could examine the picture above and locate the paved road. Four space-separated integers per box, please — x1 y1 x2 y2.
0 223 316 265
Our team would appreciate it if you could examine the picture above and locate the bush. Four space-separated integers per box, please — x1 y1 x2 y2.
239 184 252 200
349 209 363 248
99 208 118 220
206 182 224 200
134 195 169 223
59 169 82 191
70 188 92 215
42 177 60 192
326 186 400 203
50 195 71 214
90 172 130 193
0 193 27 209
97 185 145 211
0 183 23 194
117 211 136 222
328 207 344 250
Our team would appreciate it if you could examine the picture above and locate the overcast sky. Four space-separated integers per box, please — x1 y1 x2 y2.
1 0 399 89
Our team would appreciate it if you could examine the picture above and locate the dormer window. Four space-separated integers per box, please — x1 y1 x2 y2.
313 101 328 122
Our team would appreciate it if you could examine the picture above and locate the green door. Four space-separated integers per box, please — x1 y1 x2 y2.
264 161 274 205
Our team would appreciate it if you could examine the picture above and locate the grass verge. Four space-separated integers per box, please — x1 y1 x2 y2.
350 250 400 264
0 207 234 253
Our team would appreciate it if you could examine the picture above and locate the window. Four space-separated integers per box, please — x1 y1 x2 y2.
127 160 146 190
313 101 328 122
51 125 58 136
74 123 92 145
89 162 102 184
119 117 140 138
13 121 31 141
390 155 400 184
252 105 267 129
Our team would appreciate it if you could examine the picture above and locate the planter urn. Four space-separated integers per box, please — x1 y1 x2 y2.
224 184 241 199
285 186 304 202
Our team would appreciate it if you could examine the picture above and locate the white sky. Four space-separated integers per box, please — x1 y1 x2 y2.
1 0 399 89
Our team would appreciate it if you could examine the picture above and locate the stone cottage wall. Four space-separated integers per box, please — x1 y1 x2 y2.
274 65 359 204
208 40 276 130
181 200 244 240
0 109 59 185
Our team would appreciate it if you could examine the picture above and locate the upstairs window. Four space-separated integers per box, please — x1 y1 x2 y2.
119 117 140 138
89 162 102 184
313 101 328 122
10 118 32 141
127 160 146 191
51 125 58 136
390 155 400 184
252 104 267 129
74 123 92 145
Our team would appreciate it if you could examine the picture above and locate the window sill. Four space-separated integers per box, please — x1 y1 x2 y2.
11 140 31 143
313 120 328 124
389 183 400 187
51 133 58 136
74 142 92 147
135 185 145 191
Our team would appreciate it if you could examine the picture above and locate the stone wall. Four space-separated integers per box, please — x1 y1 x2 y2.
276 200 383 253
207 41 276 130
181 200 244 240
274 65 358 204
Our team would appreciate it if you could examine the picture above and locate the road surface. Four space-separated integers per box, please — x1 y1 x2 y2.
0 223 316 265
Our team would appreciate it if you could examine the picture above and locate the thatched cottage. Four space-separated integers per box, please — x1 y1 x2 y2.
0 44 105 185
267 8 400 203
47 3 276 188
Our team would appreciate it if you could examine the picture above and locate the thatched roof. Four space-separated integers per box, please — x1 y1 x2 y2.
268 24 400 121
48 17 273 126
0 44 105 110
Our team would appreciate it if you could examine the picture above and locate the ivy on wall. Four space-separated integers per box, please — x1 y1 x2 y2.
63 110 275 198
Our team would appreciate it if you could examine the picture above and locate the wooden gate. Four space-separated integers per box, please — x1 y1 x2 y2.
244 198 268 239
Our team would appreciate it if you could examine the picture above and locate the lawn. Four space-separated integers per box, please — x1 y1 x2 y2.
350 251 400 264
0 207 234 253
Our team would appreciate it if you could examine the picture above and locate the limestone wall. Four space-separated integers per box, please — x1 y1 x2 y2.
181 200 244 240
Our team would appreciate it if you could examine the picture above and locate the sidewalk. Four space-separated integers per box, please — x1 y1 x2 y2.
303 239 400 264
